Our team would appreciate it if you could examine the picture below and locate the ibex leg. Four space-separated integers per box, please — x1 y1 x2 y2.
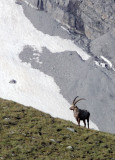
87 118 89 129
83 120 86 128
77 118 80 126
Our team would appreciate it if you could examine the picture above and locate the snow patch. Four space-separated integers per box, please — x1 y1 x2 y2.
95 56 115 71
100 56 112 68
61 26 70 33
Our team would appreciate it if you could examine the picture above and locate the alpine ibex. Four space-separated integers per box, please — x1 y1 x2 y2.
70 96 90 128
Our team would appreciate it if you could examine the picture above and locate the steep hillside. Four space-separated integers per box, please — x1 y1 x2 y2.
0 98 114 159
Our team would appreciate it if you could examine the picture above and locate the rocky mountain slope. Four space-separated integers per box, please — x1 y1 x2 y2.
20 0 115 65
22 0 115 39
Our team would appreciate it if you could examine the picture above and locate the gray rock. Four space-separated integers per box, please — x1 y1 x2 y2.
67 127 75 132
9 79 17 84
50 139 56 142
66 146 73 150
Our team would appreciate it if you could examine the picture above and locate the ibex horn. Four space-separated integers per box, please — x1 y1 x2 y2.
73 96 79 105
74 98 86 105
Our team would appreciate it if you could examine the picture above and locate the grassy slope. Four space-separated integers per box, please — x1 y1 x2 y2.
0 98 114 160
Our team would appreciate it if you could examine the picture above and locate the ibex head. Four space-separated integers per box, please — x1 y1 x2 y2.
69 96 85 110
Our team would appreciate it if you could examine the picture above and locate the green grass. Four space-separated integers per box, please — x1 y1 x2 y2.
0 98 115 160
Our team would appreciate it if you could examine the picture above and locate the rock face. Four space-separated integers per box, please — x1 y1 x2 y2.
23 0 114 65
90 28 115 65
43 0 85 35
80 0 115 40
23 0 115 40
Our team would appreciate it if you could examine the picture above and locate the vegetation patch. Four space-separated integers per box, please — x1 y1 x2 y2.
0 98 115 160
